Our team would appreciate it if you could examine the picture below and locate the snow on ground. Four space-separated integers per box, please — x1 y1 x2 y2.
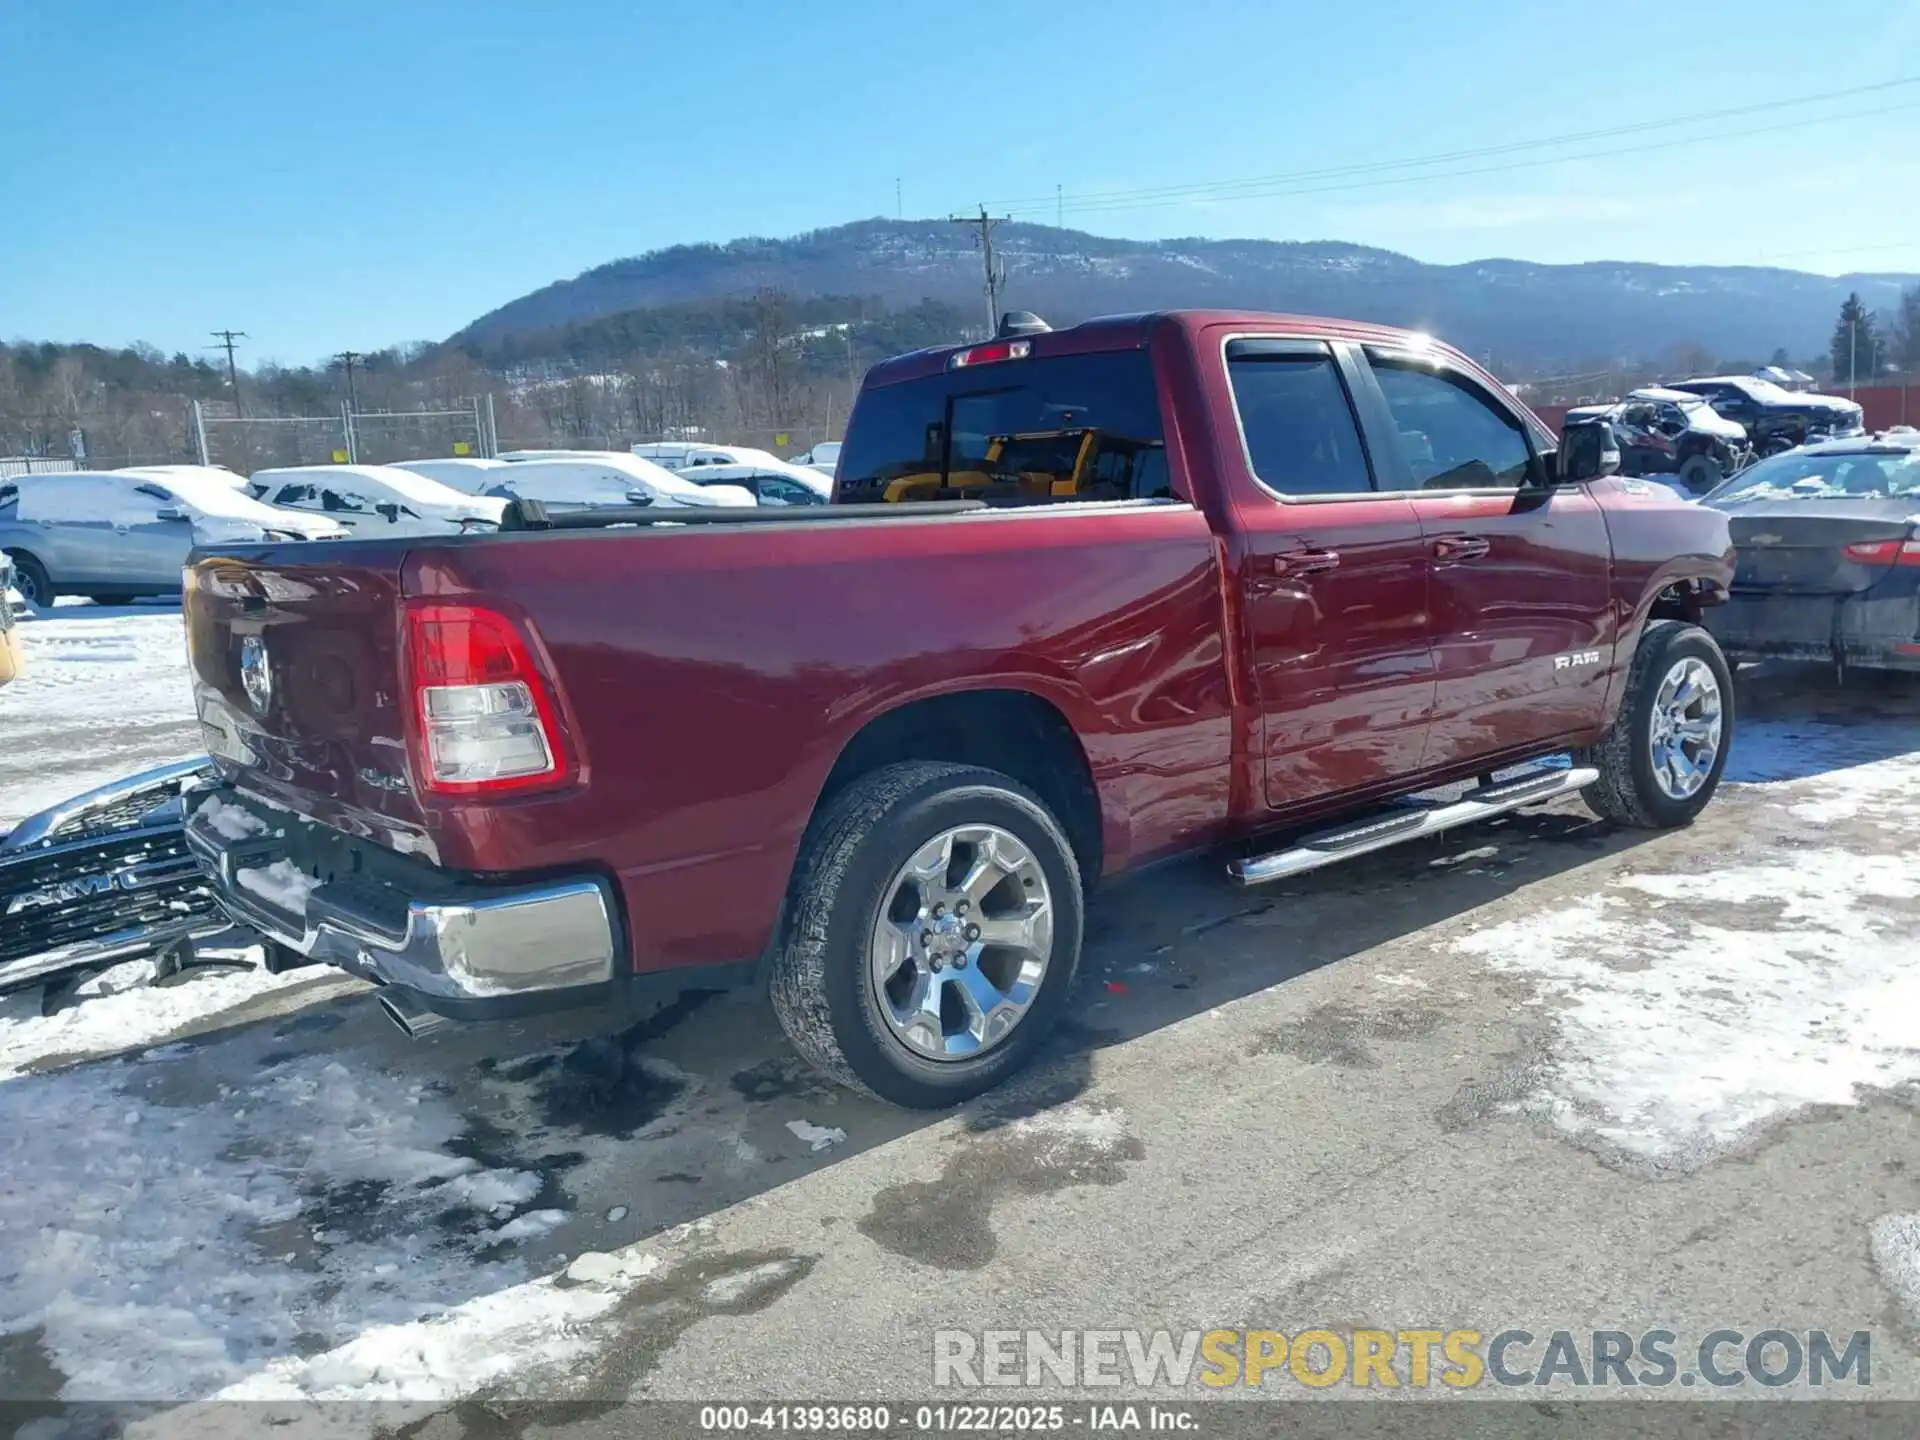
1456 733 1920 1170
0 601 199 828
0 947 313 1080
0 1024 645 1401
1870 1214 1920 1329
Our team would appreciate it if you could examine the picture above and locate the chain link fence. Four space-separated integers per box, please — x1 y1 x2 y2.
193 398 498 472
496 425 834 459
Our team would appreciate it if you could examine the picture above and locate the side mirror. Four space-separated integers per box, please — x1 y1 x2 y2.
624 490 655 507
375 501 400 521
155 506 189 523
1559 420 1620 482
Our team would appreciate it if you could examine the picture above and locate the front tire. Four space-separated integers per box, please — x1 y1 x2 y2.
1677 453 1721 495
770 761 1084 1108
1574 620 1733 828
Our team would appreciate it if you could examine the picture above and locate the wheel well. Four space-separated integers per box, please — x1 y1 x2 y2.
818 689 1104 880
1647 578 1717 626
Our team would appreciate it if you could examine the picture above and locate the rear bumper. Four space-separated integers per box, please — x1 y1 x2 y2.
1707 590 1920 672
183 783 621 1018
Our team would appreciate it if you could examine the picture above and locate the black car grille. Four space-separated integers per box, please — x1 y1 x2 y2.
0 826 223 976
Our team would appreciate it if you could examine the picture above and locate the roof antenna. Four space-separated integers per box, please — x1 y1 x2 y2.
998 311 1050 339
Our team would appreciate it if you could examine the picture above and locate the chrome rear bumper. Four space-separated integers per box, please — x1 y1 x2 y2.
182 784 618 1012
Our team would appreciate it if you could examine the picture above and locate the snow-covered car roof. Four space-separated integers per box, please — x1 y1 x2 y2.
120 464 250 487
1625 388 1720 405
1673 375 1803 403
251 463 497 510
488 453 754 507
6 469 346 536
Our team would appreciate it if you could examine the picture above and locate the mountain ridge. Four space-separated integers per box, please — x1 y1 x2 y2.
452 218 1918 370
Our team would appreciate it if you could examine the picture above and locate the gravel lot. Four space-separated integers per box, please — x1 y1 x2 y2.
3 602 1919 1421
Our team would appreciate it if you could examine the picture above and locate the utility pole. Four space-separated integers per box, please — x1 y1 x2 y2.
333 350 364 414
895 177 903 220
948 205 1009 334
209 329 247 415
1056 183 1063 228
1849 317 1858 393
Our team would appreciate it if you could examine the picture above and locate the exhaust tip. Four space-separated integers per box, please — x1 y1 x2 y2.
378 990 451 1039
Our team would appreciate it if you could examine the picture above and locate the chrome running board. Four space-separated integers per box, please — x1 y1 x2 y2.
1229 765 1599 887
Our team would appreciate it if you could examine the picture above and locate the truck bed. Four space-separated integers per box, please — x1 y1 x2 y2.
184 500 1229 973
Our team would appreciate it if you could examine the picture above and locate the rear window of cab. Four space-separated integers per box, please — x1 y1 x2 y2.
836 351 1173 506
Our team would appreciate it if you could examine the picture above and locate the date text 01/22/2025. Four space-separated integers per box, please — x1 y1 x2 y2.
697 1404 1198 1432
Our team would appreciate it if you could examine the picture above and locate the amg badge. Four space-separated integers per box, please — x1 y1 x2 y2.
1553 649 1603 671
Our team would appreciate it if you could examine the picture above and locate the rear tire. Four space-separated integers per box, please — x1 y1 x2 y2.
1575 620 1733 828
770 761 1084 1108
6 553 51 610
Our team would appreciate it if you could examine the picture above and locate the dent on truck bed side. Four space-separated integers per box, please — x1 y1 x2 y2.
404 506 1229 975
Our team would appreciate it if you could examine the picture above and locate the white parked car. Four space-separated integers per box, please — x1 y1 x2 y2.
0 470 344 605
247 464 507 535
485 453 756 511
630 442 733 469
790 441 841 475
388 457 511 494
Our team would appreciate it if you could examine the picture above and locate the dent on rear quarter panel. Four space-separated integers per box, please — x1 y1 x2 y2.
407 509 1227 973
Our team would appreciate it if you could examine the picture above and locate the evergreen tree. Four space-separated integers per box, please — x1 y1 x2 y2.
1890 285 1920 373
1829 293 1881 388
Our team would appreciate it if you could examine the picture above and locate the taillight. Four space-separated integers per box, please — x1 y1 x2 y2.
948 339 1030 370
1842 539 1920 567
403 602 571 795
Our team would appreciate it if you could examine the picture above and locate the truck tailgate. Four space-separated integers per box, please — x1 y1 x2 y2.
183 545 431 853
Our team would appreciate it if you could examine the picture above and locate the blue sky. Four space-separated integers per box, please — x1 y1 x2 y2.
5 0 1919 364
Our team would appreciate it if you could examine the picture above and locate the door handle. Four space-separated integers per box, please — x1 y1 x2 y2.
1432 535 1490 562
1270 548 1341 576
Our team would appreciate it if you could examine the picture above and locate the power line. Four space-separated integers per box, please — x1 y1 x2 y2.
207 330 247 416
984 74 1920 211
948 206 1010 332
1002 96 1920 220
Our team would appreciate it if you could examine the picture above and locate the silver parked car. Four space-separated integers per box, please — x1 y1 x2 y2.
0 469 345 606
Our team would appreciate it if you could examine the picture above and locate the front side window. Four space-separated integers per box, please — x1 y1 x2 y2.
836 350 1169 505
1370 359 1536 491
1226 348 1374 497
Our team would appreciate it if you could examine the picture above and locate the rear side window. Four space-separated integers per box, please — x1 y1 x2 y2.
837 351 1171 505
1227 348 1374 497
15 476 159 524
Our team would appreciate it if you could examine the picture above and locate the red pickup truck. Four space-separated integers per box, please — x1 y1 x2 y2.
181 310 1735 1107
